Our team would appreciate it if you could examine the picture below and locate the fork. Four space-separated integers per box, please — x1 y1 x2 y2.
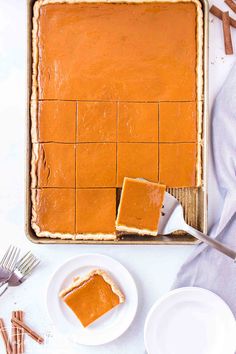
159 191 236 261
0 252 40 296
0 245 20 282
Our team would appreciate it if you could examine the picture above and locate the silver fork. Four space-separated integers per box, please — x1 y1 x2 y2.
0 245 20 282
0 251 40 296
159 192 236 261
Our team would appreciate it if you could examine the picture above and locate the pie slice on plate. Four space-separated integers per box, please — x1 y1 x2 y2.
60 269 125 327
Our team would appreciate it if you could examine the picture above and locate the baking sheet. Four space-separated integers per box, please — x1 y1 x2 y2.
25 0 208 244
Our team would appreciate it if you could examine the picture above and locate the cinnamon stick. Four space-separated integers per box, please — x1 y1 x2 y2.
0 318 12 354
18 312 24 354
210 5 236 28
225 0 236 13
222 11 234 54
11 312 17 354
11 317 44 345
13 311 24 354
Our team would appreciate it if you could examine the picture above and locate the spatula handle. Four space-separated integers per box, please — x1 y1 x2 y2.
184 224 236 261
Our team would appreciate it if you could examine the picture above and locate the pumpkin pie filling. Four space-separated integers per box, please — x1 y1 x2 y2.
33 2 201 101
76 143 116 188
159 143 197 187
76 188 116 236
117 143 159 187
32 143 76 188
31 0 203 239
60 270 125 327
35 100 76 143
77 102 117 143
118 103 158 143
159 102 197 143
116 178 166 236
31 188 75 237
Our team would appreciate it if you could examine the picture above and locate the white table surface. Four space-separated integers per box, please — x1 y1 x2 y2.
0 0 235 353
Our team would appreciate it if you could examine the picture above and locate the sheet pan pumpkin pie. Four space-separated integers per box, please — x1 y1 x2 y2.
31 0 203 239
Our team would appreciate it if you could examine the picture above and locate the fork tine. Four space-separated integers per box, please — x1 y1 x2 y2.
4 246 17 270
20 255 37 273
9 249 20 271
0 246 11 266
2 245 14 268
15 251 32 270
6 247 18 271
17 256 34 273
23 259 40 277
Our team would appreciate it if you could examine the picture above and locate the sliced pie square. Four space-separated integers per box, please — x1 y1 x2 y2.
117 143 158 187
118 102 158 142
76 188 116 235
77 102 117 142
36 100 76 143
116 177 166 236
159 102 197 142
76 143 116 187
60 270 125 327
31 188 75 236
32 143 76 188
159 143 197 187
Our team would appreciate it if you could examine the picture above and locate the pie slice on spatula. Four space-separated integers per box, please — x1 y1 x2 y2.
116 177 166 236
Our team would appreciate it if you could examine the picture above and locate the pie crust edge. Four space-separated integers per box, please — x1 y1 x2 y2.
59 269 125 304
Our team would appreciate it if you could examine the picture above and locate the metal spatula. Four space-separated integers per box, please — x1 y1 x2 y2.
159 191 236 261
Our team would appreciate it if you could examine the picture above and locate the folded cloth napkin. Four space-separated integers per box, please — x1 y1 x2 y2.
173 63 236 315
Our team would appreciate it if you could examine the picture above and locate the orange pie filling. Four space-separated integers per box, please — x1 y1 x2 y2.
116 178 166 236
60 270 125 327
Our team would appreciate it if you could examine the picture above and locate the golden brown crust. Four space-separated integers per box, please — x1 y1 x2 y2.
116 224 157 236
75 233 116 240
59 269 125 303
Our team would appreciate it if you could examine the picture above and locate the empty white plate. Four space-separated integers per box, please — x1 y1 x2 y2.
47 253 138 345
144 287 236 354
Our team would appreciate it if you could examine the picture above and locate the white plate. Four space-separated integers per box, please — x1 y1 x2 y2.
144 287 236 354
47 253 138 346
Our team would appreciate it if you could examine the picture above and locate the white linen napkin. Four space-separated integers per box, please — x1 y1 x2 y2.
173 63 236 315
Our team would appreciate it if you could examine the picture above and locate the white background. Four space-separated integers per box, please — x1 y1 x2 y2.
0 0 235 353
